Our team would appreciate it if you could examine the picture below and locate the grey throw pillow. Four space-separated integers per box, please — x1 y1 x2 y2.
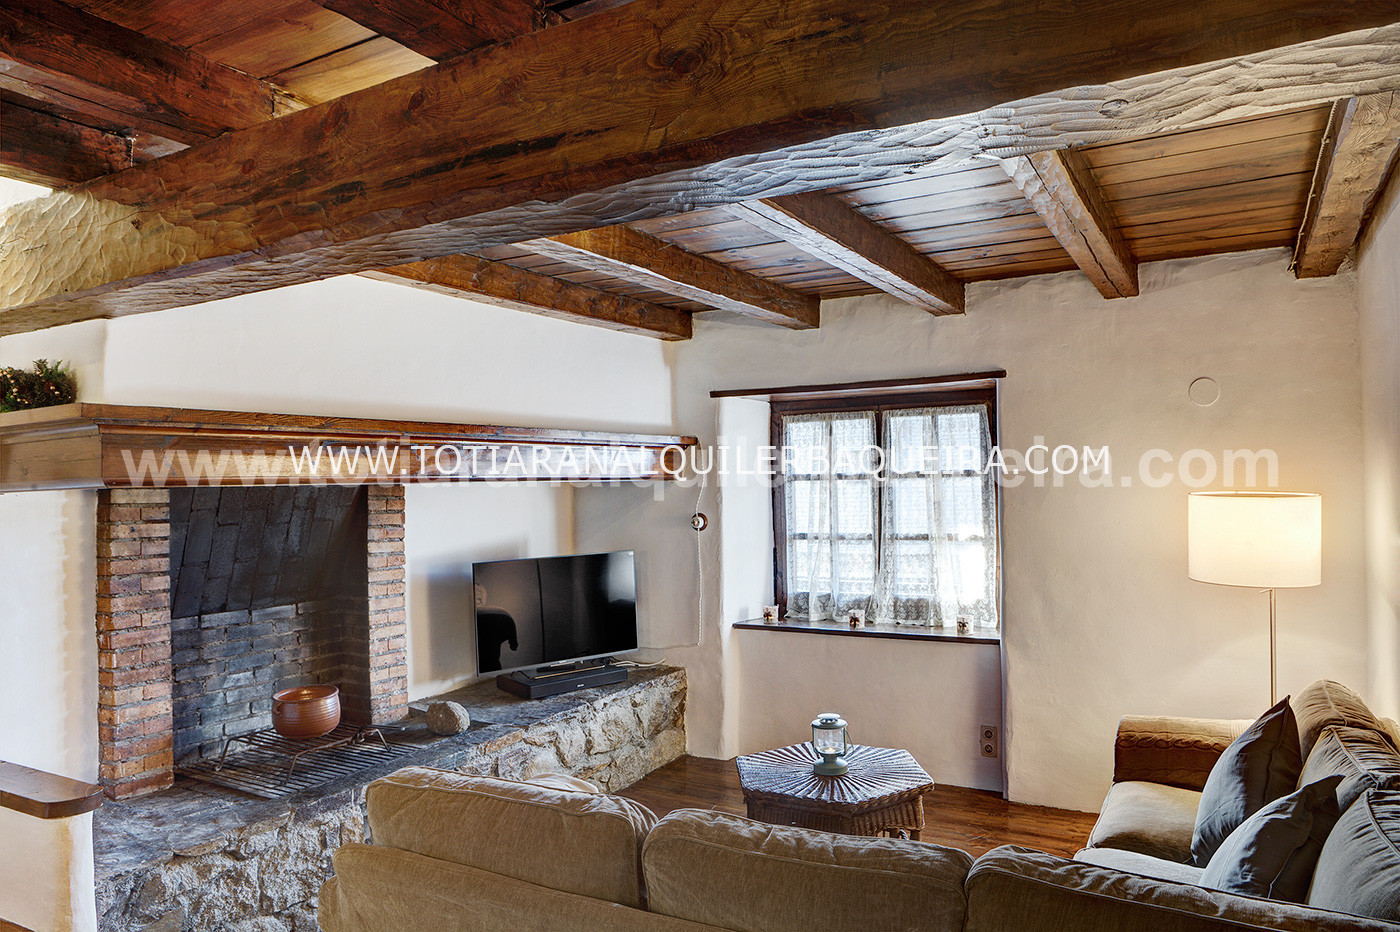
1299 726 1400 812
1200 775 1343 901
1307 789 1400 921
1192 697 1303 867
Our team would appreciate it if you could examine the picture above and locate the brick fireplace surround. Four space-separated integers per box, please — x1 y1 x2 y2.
95 484 409 799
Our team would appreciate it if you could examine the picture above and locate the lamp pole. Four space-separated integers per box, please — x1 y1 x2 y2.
1268 588 1277 705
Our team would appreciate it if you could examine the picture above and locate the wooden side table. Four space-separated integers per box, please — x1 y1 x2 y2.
735 743 934 839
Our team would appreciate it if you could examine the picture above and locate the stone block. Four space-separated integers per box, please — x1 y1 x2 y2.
584 699 639 755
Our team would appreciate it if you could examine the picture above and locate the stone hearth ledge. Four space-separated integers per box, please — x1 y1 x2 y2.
93 665 686 932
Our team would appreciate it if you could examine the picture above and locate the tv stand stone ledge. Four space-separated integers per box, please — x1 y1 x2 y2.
94 666 686 932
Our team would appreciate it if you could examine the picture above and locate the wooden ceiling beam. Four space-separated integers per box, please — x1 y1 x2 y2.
0 0 299 144
2 0 1399 335
0 97 132 187
725 194 964 315
999 149 1138 299
1293 92 1400 278
309 0 544 61
529 225 818 328
362 254 692 340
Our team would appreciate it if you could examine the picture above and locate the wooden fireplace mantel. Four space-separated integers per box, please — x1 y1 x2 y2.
0 403 697 491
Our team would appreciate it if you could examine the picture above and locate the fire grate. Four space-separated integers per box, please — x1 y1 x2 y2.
178 723 416 799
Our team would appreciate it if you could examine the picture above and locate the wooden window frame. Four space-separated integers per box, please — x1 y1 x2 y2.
770 386 1000 627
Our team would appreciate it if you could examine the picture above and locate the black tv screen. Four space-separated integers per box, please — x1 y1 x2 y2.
474 551 638 674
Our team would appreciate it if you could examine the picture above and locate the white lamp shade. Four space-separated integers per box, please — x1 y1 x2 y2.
1188 491 1322 589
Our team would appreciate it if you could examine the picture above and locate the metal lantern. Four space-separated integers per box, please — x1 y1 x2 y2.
811 713 849 776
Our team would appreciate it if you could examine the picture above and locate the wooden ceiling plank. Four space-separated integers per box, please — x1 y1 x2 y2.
999 149 1138 299
1091 131 1324 189
4 0 1400 334
309 0 542 60
1294 92 1400 278
1081 105 1334 168
726 193 964 315
963 258 1080 282
0 0 298 144
189 1 376 80
363 255 692 340
0 97 131 186
270 37 433 104
1112 173 1313 226
1120 203 1304 241
528 225 818 328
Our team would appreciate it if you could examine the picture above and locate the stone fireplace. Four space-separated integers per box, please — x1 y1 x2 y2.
95 483 409 799
0 402 693 804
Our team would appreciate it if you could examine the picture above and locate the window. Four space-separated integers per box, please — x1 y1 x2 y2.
772 389 1000 635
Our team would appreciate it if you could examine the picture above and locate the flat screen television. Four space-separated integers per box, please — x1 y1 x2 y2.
473 550 638 676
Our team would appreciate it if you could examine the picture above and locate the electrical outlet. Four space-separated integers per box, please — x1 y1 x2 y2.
980 724 999 758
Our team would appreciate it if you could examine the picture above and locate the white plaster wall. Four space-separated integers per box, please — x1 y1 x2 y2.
662 249 1367 811
98 276 676 430
404 482 575 699
0 490 98 932
1358 174 1400 721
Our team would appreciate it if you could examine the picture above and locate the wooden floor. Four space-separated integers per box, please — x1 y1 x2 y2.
618 756 1099 859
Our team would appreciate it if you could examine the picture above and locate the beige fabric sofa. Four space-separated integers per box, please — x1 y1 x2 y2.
321 680 1400 932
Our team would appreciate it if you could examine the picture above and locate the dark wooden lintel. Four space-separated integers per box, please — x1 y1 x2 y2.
0 404 696 491
709 370 1006 400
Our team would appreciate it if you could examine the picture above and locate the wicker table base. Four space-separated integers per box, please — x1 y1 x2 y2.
735 743 935 839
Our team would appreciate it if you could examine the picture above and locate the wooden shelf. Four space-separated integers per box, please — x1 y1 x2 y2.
0 760 104 819
0 403 697 491
734 617 1000 645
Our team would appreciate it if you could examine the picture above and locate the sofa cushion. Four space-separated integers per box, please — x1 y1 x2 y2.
1192 697 1302 866
1200 775 1343 901
966 845 1400 932
1307 789 1400 922
1087 781 1201 862
1294 680 1394 759
320 844 717 932
1073 847 1206 885
366 767 656 909
1301 726 1400 812
642 809 972 932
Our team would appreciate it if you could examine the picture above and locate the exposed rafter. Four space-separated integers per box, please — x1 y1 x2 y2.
725 194 964 315
0 0 300 145
1293 92 1400 278
0 96 132 187
309 0 543 61
2 0 1399 336
362 254 692 340
999 149 1138 299
529 225 818 329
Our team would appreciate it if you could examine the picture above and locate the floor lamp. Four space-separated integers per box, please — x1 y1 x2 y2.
1187 491 1322 705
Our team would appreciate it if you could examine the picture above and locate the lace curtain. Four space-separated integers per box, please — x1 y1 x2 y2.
781 404 998 632
782 411 879 620
870 405 998 630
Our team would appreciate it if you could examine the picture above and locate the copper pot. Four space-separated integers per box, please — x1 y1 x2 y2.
272 685 340 739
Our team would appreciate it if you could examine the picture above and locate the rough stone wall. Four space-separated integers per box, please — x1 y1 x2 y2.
95 669 685 932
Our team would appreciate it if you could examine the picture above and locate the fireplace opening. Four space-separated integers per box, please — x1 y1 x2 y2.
167 486 372 764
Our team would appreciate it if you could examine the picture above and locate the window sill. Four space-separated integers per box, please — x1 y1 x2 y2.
732 617 1000 645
